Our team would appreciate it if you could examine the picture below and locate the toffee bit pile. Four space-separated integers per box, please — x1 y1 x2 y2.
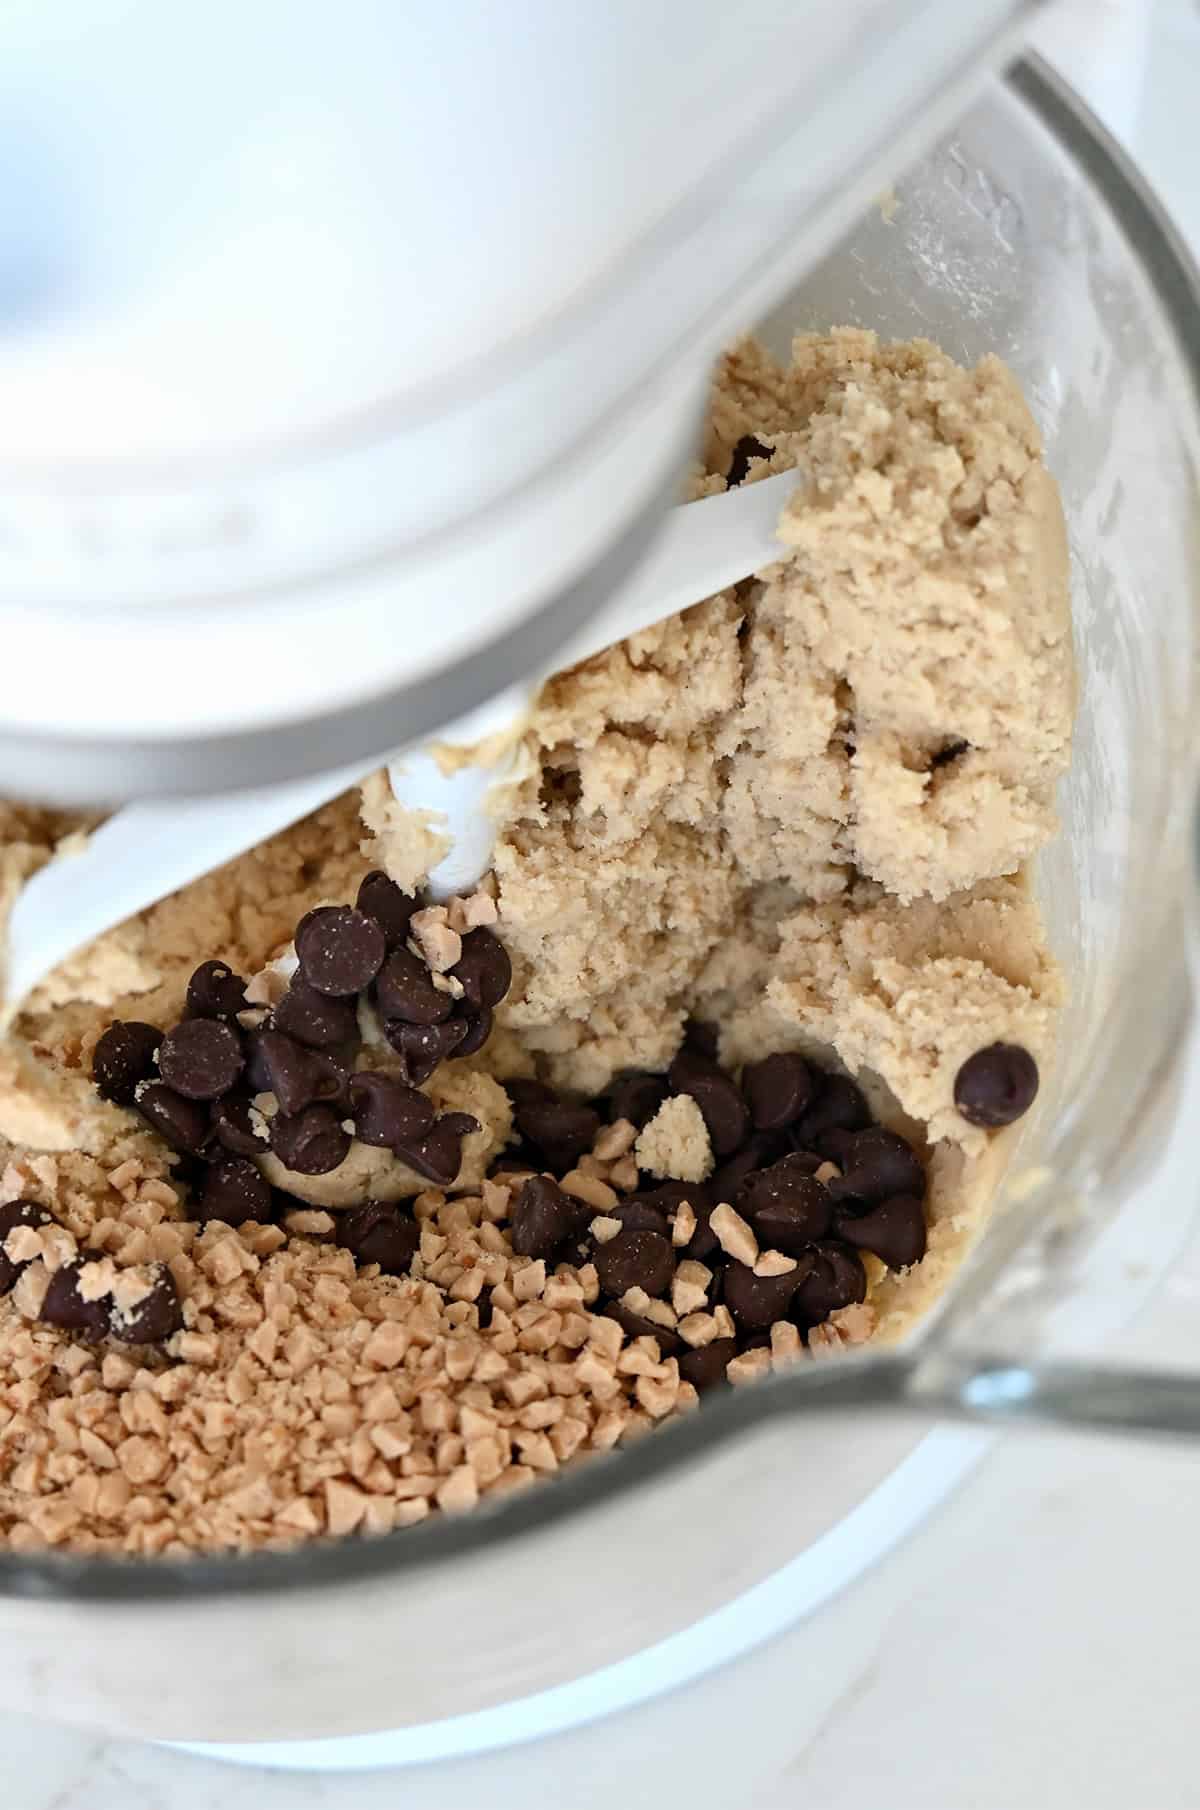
0 868 1037 1555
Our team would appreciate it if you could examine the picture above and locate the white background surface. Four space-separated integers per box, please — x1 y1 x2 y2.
4 2 1199 1805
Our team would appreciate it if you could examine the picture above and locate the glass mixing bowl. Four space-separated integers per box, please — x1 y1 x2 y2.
0 56 1196 1747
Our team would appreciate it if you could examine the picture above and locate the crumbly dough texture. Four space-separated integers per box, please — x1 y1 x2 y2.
0 330 1071 1551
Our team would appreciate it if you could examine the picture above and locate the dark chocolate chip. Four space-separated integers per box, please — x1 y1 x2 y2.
726 434 773 487
930 738 969 769
593 1228 674 1300
374 947 453 1026
709 1131 789 1206
678 1337 739 1393
826 1128 924 1207
348 1072 435 1149
186 960 248 1021
198 1156 273 1227
815 1127 860 1167
608 1199 672 1239
39 1253 111 1340
791 1243 867 1324
722 1259 801 1331
515 1100 601 1172
270 1104 351 1175
395 1112 479 1186
450 927 512 1010
683 1018 721 1061
600 1300 682 1356
836 1193 927 1270
743 1051 813 1131
108 1264 184 1343
249 1029 347 1117
954 1043 1039 1128
296 906 386 997
273 978 360 1050
606 1071 669 1129
336 1201 421 1275
504 1077 557 1112
738 1155 832 1252
792 1072 872 1144
0 1200 56 1294
667 1047 749 1158
385 1016 469 1084
136 1082 213 1155
452 1005 493 1058
211 1092 270 1158
157 1018 244 1101
356 870 420 950
93 1021 163 1106
510 1175 573 1260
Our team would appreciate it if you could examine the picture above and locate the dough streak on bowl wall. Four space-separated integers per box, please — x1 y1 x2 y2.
0 328 1072 1555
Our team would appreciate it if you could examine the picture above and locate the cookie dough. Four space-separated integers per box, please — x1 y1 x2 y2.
0 330 1072 1552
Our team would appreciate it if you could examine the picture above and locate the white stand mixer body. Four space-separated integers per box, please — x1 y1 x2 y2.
0 0 1032 798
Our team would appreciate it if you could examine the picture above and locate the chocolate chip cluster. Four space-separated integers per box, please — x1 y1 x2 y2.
490 1030 929 1389
91 870 512 1237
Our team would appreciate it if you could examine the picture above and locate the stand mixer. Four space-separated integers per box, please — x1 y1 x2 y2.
0 0 1040 804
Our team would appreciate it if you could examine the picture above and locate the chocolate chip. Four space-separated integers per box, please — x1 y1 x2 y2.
608 1199 672 1239
600 1300 682 1356
954 1043 1039 1128
395 1112 478 1186
109 1265 184 1343
374 947 453 1026
792 1072 872 1144
336 1201 420 1274
92 1022 162 1105
356 870 420 950
249 1028 346 1117
726 434 773 487
683 1018 720 1060
826 1128 924 1206
270 1104 351 1175
738 1155 832 1252
709 1131 789 1206
39 1254 111 1340
678 1337 739 1392
814 1127 860 1167
211 1092 270 1158
930 738 969 769
606 1070 668 1129
136 1082 213 1155
510 1175 573 1259
296 906 386 997
157 1018 244 1101
452 1005 493 1058
514 1100 601 1172
743 1051 813 1131
0 1200 56 1293
504 1077 556 1112
384 1016 469 1085
722 1259 801 1331
593 1228 674 1300
667 1048 749 1158
791 1243 866 1324
450 928 512 1010
348 1072 435 1149
836 1193 927 1270
198 1156 273 1227
186 960 248 1021
273 978 360 1049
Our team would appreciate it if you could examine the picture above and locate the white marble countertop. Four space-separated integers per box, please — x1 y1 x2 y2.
5 3 1199 1805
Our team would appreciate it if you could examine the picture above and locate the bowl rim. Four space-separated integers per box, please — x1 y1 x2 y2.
3 51 1199 1605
